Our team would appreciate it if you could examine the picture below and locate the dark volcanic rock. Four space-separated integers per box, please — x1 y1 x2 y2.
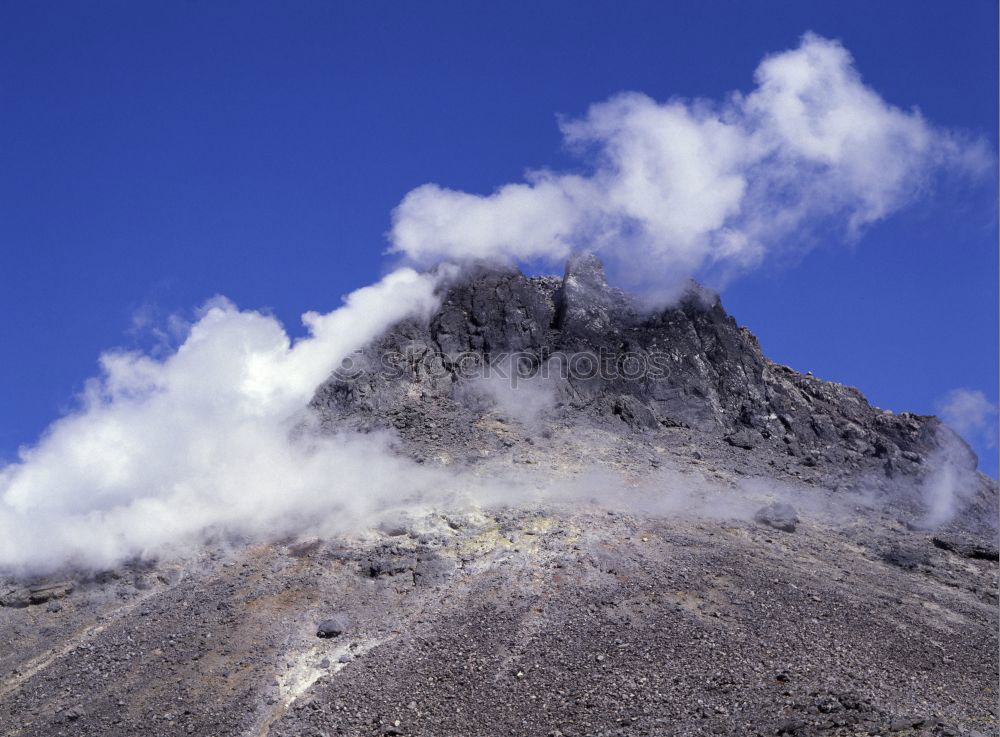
612 394 659 430
754 502 799 533
933 535 1000 561
0 581 73 608
311 257 982 493
726 428 763 449
316 615 350 639
882 545 931 571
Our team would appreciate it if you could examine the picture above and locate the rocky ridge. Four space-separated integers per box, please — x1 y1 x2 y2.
311 254 994 529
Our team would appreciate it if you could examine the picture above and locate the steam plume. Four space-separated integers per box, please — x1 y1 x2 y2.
390 33 987 298
0 269 442 572
937 388 997 449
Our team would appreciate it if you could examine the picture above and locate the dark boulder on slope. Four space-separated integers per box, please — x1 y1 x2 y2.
755 502 799 533
933 535 1000 561
316 615 350 639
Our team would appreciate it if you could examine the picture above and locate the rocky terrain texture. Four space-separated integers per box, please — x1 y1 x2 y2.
312 255 996 530
1 257 996 737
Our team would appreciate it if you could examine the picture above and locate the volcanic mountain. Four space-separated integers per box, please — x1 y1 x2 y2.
1 257 996 737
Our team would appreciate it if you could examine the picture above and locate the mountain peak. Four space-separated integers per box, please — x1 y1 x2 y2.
563 251 608 289
311 258 993 530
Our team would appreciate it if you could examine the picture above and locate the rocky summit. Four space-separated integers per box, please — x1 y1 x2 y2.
312 255 995 529
1 257 997 737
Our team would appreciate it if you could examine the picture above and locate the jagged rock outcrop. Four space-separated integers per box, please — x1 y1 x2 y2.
311 255 975 485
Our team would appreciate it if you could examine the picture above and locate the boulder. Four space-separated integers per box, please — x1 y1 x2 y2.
754 502 799 533
367 554 416 578
0 581 73 608
932 535 999 562
613 395 658 430
29 582 74 605
316 615 350 639
727 429 763 450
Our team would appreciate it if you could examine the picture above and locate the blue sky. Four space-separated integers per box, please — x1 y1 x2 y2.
1 1 997 474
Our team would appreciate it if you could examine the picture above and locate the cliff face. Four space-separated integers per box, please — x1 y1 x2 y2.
311 254 972 485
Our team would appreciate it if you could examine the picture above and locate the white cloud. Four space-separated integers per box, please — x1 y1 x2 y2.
0 268 445 573
390 32 989 298
937 388 997 448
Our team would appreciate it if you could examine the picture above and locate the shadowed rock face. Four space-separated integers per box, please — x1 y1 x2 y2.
311 255 974 484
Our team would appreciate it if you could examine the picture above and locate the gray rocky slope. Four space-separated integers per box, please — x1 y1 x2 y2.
1 257 997 737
